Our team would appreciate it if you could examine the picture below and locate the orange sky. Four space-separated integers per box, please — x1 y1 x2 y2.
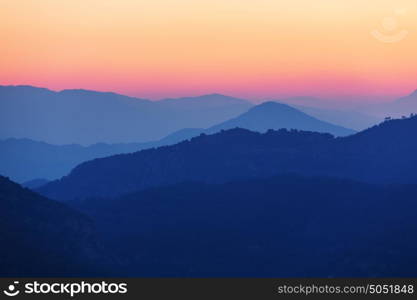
1 0 416 101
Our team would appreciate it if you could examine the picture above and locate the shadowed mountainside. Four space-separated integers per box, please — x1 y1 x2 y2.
2 85 414 144
0 138 144 183
0 101 354 183
153 101 356 146
0 176 105 276
207 102 355 135
39 115 417 201
72 175 417 277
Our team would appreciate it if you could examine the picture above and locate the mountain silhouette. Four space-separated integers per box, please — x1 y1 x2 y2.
72 175 417 277
0 138 144 183
0 175 104 276
207 102 355 136
157 102 355 145
269 96 373 110
397 89 417 103
0 101 354 183
159 93 250 106
38 114 417 201
0 85 251 144
391 88 417 115
2 84 414 144
270 96 337 108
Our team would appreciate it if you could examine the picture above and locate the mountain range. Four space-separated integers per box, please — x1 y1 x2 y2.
0 175 105 276
271 90 417 128
216 102 354 135
163 102 355 141
39 114 417 201
0 86 251 145
0 101 354 183
6 85 417 146
0 138 144 183
2 99 417 277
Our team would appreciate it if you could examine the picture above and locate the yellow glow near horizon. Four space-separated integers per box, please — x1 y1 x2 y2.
1 0 416 100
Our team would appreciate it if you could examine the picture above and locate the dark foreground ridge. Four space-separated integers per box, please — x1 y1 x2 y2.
0 176 106 276
71 175 417 277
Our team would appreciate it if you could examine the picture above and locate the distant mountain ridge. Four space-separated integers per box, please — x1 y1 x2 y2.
38 114 417 201
0 101 354 183
359 89 417 118
159 101 355 145
397 89 417 102
295 105 381 131
2 85 415 144
160 93 249 106
267 92 417 129
71 175 417 276
0 85 252 144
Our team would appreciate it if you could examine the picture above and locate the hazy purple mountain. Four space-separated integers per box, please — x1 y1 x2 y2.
389 89 417 115
207 102 355 136
358 89 417 118
0 101 353 183
397 89 417 103
38 114 417 201
0 86 252 145
159 93 250 107
39 113 417 202
0 138 144 182
273 91 417 127
295 105 381 131
158 102 355 144
1 89 356 183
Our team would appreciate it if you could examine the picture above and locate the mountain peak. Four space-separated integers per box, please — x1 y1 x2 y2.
206 101 355 136
243 101 317 119
395 89 417 103
252 101 296 111
193 93 244 101
201 93 228 98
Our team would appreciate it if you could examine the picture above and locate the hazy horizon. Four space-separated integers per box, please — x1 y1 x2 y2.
1 83 414 105
2 0 416 101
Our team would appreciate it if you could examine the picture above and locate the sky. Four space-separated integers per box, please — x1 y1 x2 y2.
1 0 417 102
